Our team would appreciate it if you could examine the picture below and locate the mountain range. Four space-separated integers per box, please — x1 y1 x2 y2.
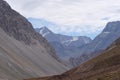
34 21 120 67
0 0 68 80
70 21 120 67
0 0 120 80
35 27 91 65
26 36 120 80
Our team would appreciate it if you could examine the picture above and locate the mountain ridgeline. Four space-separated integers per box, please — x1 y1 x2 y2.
0 0 68 80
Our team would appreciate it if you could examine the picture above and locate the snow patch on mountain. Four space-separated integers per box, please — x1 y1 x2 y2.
73 37 79 41
42 32 50 37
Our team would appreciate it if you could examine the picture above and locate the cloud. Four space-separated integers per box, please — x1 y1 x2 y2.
5 0 120 38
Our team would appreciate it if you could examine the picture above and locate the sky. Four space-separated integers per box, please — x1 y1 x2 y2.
6 0 120 39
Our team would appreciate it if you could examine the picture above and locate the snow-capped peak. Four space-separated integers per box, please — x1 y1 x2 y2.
39 27 52 37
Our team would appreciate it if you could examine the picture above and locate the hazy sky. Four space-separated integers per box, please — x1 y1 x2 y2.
6 0 120 39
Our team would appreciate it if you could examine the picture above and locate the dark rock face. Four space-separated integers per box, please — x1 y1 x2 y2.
0 0 41 45
70 21 120 67
0 0 47 46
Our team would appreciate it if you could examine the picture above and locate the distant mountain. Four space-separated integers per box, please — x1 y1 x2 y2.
70 21 120 67
35 27 92 63
27 38 120 80
0 0 68 80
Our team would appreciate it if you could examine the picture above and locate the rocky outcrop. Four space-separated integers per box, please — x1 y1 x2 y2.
0 0 46 45
0 0 61 60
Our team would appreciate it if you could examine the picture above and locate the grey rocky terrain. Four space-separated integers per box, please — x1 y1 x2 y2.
0 0 68 80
